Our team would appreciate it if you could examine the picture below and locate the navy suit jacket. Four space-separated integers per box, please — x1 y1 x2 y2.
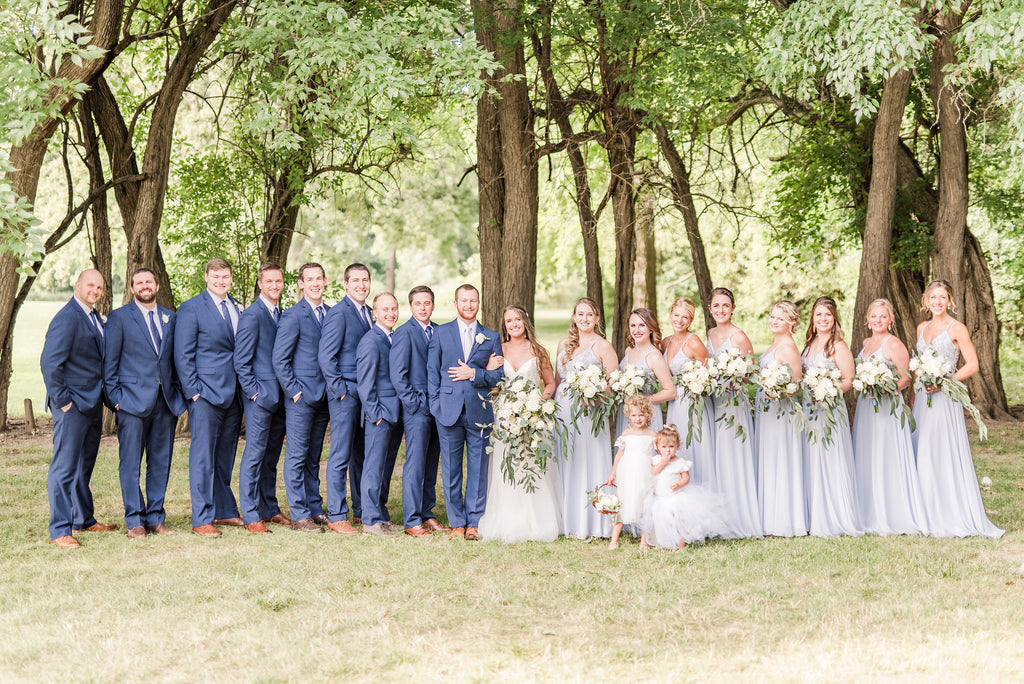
103 303 186 417
41 298 106 413
234 299 282 412
173 291 242 409
357 326 401 425
390 318 432 416
319 296 371 400
427 320 504 428
273 298 328 406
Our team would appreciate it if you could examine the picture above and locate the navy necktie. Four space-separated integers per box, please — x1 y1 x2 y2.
148 310 162 353
272 306 280 325
315 305 324 326
220 300 234 337
425 324 433 341
361 306 371 328
90 311 104 338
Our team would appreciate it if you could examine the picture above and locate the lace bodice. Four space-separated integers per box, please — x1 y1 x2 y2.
917 323 959 367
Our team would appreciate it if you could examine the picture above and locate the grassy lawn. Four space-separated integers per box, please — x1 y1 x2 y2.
0 420 1022 681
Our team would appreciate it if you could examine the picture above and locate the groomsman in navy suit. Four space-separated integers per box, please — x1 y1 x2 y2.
174 258 244 537
103 268 187 539
41 269 117 548
390 285 446 536
233 262 290 534
356 292 405 536
274 262 332 533
318 263 372 532
427 284 504 540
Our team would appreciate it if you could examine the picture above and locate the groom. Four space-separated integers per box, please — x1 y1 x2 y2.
427 284 503 540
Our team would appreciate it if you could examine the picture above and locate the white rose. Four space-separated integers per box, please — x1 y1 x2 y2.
475 333 487 345
852 379 864 392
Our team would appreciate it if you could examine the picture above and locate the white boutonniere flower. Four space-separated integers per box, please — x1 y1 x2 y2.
99 314 107 324
475 333 487 345
161 313 170 325
235 301 243 314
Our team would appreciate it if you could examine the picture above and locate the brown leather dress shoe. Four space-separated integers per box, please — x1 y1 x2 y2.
423 518 451 532
352 517 362 525
311 514 329 525
127 526 147 539
465 526 481 541
244 521 271 534
192 524 222 537
212 517 243 527
50 535 80 549
290 518 324 533
74 522 117 532
327 520 359 535
146 523 175 535
404 525 431 537
449 526 466 539
362 522 398 537
263 514 292 527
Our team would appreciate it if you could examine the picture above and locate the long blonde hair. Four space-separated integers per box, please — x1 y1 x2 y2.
564 297 604 359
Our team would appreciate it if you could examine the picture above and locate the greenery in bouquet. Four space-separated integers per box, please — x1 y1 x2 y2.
708 347 757 441
672 359 714 448
852 356 915 430
909 347 987 440
486 375 566 492
801 361 844 446
563 364 615 438
755 359 808 432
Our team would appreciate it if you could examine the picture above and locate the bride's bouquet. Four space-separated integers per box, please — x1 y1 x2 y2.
802 362 844 446
755 359 807 429
708 347 757 440
909 346 987 440
488 375 565 492
672 359 714 447
852 356 914 430
563 364 615 437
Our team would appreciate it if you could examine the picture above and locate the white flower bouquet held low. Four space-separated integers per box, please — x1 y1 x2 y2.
588 485 621 515
608 363 661 404
486 376 565 492
852 356 914 430
754 359 807 431
909 346 987 440
563 364 614 437
708 347 758 441
802 362 844 446
672 359 714 447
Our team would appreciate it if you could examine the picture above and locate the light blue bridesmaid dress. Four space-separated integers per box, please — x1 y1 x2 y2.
754 345 807 537
665 335 716 488
801 348 861 537
707 336 761 539
851 337 929 536
555 342 613 539
614 350 665 436
912 323 1003 538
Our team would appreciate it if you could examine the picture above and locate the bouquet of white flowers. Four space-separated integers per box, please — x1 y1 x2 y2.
588 485 621 515
563 364 614 437
608 363 660 402
754 359 807 431
708 347 757 440
852 356 914 430
487 376 565 492
673 359 714 447
909 346 987 440
802 361 844 446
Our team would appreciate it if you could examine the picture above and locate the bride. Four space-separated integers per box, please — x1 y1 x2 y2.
478 305 563 542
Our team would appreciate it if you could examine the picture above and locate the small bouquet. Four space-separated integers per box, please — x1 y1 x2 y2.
608 363 660 403
672 359 714 447
802 361 844 446
755 359 807 430
563 364 614 437
487 376 565 492
852 356 914 430
909 347 987 440
588 485 621 515
708 347 757 440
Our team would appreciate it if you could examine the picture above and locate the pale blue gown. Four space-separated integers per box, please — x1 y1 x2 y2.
801 348 862 537
912 324 1003 538
556 342 613 539
614 350 664 437
707 336 761 539
665 335 716 488
754 345 807 537
851 337 929 536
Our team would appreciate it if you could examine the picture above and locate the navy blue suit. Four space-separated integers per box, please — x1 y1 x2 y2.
356 325 403 527
318 296 371 522
174 291 243 526
426 320 504 528
103 302 186 530
41 298 107 539
274 298 330 521
389 318 441 527
234 297 287 525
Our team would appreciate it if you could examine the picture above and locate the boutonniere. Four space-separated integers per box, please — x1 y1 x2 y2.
161 313 170 325
475 332 487 345
99 314 107 324
235 301 243 314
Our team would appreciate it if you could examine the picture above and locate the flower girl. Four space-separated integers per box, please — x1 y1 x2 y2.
640 424 735 550
604 394 656 550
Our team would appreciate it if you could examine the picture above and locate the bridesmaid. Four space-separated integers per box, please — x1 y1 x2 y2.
706 287 761 539
662 297 715 488
801 296 861 537
852 299 929 536
614 308 676 436
755 301 807 537
554 297 619 539
912 280 1003 538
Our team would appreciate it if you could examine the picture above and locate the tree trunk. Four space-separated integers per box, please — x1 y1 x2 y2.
608 123 638 355
962 231 1011 419
386 245 397 293
260 171 302 270
851 68 912 353
79 98 114 314
632 179 657 318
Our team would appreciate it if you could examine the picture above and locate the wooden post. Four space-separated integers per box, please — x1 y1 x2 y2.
24 398 35 434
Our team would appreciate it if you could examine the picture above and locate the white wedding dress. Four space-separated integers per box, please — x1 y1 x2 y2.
479 356 563 542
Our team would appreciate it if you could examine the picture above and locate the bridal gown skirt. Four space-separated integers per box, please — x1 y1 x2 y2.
478 437 562 543
755 397 806 537
556 392 613 538
666 394 716 489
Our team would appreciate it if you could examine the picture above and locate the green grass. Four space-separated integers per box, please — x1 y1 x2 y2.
0 424 1022 681
8 301 63 418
